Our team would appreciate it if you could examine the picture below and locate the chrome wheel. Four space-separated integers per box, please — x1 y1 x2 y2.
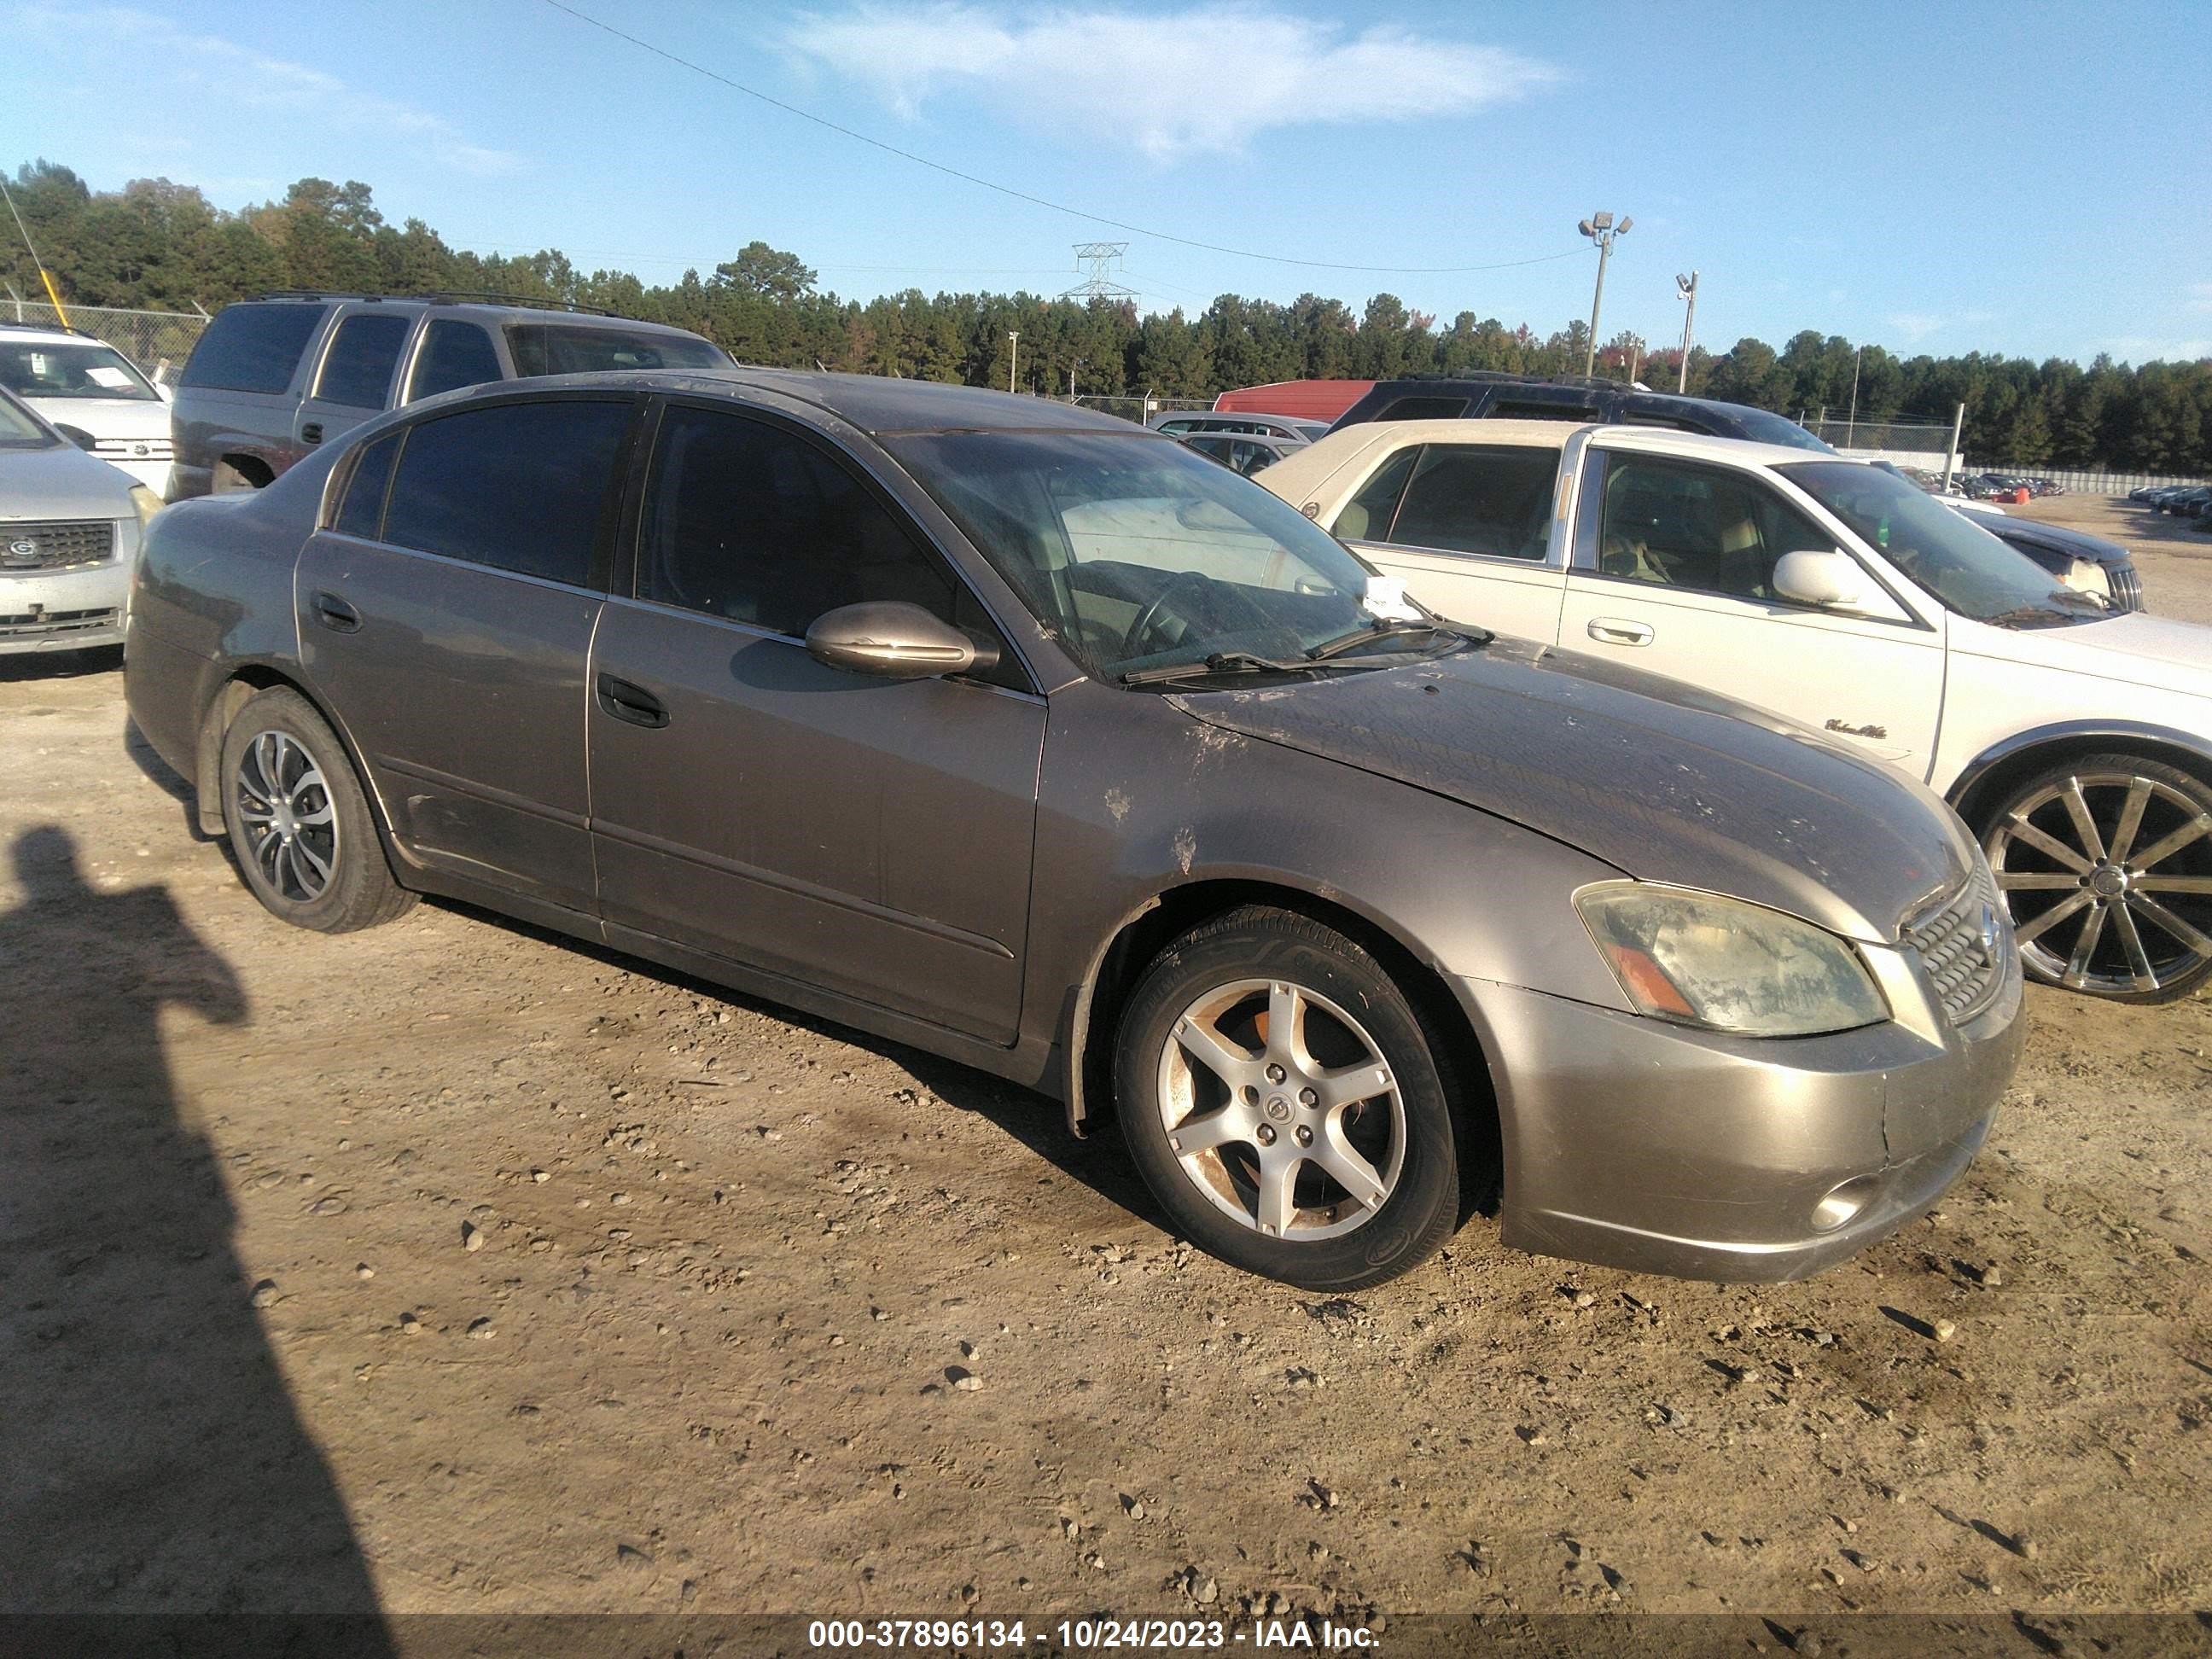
1155 978 1406 1240
1987 769 2212 995
234 729 338 904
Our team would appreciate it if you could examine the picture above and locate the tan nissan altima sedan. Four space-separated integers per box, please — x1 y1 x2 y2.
125 370 2023 1289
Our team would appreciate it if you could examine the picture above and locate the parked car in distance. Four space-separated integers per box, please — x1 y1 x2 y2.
167 292 730 501
1147 410 1330 444
0 385 160 655
1178 430 1303 477
0 321 176 494
2157 486 2212 518
1263 420 2212 1002
1976 513 2144 612
125 370 2023 1289
1329 373 1836 451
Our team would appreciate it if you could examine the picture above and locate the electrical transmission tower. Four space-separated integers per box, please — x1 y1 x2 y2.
1062 242 1135 303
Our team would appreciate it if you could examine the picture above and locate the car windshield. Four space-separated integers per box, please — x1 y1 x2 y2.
0 339 160 402
0 388 59 448
1780 460 2108 627
885 429 1447 681
504 323 728 376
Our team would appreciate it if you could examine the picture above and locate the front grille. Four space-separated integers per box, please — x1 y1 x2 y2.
2109 564 2144 612
0 606 120 639
0 520 116 573
1906 867 2005 1026
92 437 173 460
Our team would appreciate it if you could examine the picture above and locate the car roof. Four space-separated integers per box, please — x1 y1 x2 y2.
423 367 1151 438
0 323 99 346
1312 416 1828 471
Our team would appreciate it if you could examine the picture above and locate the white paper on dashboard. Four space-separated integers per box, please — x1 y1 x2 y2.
1363 575 1423 621
84 365 137 389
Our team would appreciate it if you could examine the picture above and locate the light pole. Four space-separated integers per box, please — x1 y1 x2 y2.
1068 357 1082 400
1674 271 1698 393
1577 211 1631 379
1008 330 1019 393
1846 345 1863 447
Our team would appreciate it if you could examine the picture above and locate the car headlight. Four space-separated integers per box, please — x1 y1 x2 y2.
1575 882 1889 1037
2059 556 2111 604
129 485 161 533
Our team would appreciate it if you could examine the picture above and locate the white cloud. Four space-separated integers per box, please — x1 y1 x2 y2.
782 3 1561 160
2098 335 2212 364
1884 309 1995 343
11 5 523 178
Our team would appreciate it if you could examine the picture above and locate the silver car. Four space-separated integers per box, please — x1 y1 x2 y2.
0 387 160 656
125 370 2023 1289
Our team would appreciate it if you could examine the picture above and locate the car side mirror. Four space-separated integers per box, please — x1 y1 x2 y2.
1773 550 1867 611
805 601 999 679
58 424 98 452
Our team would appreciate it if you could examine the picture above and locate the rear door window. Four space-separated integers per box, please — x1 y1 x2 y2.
179 303 329 393
334 430 400 538
1385 445 1561 560
381 399 632 586
1490 396 1601 423
1377 396 1470 421
313 313 412 408
1330 446 1419 541
408 320 505 401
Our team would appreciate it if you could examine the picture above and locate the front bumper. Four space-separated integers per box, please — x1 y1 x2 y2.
1456 958 2025 1283
0 559 131 654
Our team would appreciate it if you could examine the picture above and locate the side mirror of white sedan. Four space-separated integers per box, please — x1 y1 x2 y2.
1773 549 1867 611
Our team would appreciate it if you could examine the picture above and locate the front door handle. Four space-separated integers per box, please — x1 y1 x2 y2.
596 673 669 730
1586 617 1654 647
300 422 324 446
311 591 360 633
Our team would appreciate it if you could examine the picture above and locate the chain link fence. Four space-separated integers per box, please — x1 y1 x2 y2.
1804 416 1962 473
1 299 210 384
1071 393 1213 425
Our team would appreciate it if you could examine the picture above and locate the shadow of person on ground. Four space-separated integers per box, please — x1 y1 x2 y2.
0 826 387 1637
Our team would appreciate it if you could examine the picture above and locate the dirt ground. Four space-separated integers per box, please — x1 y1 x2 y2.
2 498 2209 1634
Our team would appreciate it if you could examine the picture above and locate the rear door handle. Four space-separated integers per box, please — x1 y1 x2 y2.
1586 617 1654 646
596 673 669 730
300 422 324 446
311 591 360 633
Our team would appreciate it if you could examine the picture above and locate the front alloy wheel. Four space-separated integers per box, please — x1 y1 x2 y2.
1114 907 1472 1289
1984 754 2212 1002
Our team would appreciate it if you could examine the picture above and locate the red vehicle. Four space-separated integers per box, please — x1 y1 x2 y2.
1212 379 1373 425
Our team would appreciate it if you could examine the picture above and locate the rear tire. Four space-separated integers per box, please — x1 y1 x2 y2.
1112 906 1471 1289
1980 751 2212 1004
218 686 416 933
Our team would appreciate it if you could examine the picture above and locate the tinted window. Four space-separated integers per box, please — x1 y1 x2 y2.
408 320 504 400
335 430 399 538
641 405 958 640
1330 446 1418 541
383 399 631 585
1491 399 1599 422
180 303 329 393
1387 445 1560 560
1598 457 1831 601
1378 396 1470 421
314 313 411 408
506 323 726 377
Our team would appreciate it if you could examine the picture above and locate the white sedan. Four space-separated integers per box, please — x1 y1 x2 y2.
1260 421 2212 1004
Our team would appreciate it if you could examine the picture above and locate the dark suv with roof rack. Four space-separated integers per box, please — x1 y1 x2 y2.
1330 374 1835 452
167 293 729 500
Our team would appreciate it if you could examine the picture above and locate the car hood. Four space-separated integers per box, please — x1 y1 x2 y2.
1990 517 2129 565
0 441 139 520
22 394 169 440
1955 611 2212 700
1170 638 1975 944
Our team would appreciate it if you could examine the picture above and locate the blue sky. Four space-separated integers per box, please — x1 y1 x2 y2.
9 0 2209 364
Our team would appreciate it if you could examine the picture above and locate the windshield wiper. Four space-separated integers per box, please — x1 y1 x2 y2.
1982 602 2097 629
1303 618 1487 661
1121 650 1323 686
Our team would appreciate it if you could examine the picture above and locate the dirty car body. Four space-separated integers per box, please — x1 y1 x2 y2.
125 370 2023 1288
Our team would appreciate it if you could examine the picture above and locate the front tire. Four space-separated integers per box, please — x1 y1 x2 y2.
218 686 416 933
1981 752 2212 1003
1112 906 1470 1289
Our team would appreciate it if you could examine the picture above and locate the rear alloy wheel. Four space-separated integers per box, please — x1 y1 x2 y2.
218 686 416 933
1982 754 2212 1003
1113 907 1469 1289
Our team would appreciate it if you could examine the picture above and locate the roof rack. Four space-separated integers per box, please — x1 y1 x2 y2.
255 289 616 317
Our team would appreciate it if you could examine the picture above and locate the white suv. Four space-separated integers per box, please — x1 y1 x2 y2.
0 323 174 495
1261 420 2212 1004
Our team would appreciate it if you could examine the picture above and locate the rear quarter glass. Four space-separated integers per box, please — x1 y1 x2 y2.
181 304 330 394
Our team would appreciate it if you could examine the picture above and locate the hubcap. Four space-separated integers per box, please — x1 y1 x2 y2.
1156 978 1406 1240
235 729 338 904
1987 771 2212 994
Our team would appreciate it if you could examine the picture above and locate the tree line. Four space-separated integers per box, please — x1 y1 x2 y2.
7 160 2208 474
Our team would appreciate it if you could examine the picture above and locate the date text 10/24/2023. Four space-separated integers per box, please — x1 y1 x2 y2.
806 1618 1382 1650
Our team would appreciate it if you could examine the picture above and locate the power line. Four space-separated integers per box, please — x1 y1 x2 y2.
534 0 1590 278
